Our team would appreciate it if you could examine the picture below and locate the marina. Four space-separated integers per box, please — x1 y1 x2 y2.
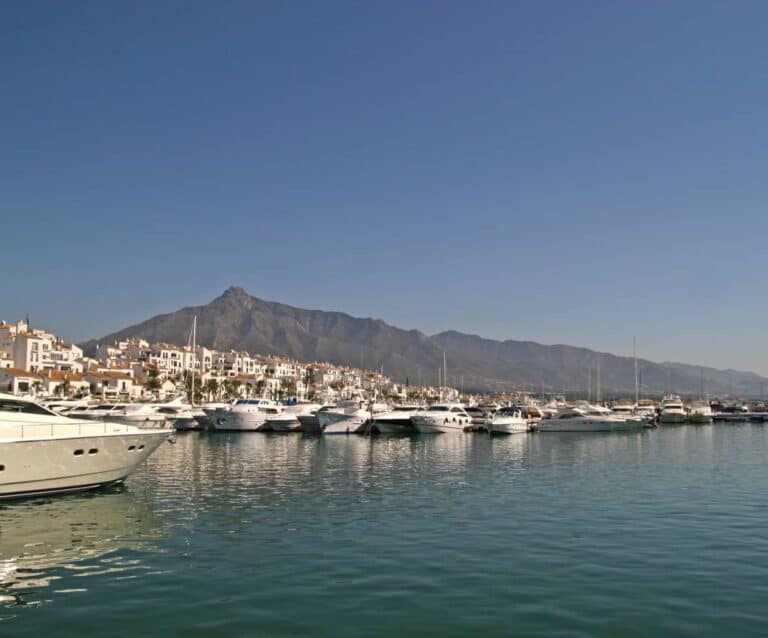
3 425 768 637
4 2 768 633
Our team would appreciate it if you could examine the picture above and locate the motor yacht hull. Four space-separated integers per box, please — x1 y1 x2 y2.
265 416 302 432
370 416 416 435
411 416 471 434
297 413 322 434
0 431 168 499
322 415 369 434
170 417 203 431
211 412 270 431
488 418 529 434
658 413 686 424
535 418 645 432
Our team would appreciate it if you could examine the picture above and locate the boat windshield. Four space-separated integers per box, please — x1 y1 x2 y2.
0 399 57 415
430 406 450 412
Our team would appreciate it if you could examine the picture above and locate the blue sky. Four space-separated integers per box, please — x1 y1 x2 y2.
2 1 768 372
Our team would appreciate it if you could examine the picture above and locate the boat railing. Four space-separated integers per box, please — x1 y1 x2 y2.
1 420 132 439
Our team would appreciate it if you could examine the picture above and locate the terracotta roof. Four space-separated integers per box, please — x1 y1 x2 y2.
104 372 133 381
1 367 42 378
42 370 86 382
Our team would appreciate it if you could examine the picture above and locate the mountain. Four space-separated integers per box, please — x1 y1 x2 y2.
82 286 768 397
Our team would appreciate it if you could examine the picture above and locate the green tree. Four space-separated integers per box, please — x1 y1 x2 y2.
146 368 161 393
223 379 241 399
281 378 297 399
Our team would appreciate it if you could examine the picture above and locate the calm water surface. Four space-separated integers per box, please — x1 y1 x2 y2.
2 425 768 636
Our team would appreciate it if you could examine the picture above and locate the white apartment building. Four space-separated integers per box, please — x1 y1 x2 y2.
7 328 83 374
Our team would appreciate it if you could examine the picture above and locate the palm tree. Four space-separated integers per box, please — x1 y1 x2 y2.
57 378 71 397
205 378 219 401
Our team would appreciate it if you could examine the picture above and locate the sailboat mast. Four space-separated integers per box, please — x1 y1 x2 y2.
191 315 197 405
596 355 601 404
443 352 447 391
634 337 639 405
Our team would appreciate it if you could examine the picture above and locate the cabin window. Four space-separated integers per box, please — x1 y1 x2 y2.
0 465 5 471
74 449 84 456
0 399 55 415
138 444 145 450
88 448 98 455
128 445 136 451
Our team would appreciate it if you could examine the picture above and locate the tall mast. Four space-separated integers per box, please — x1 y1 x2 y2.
191 315 197 405
596 355 601 404
587 367 591 402
443 352 447 391
634 337 639 405
700 367 704 401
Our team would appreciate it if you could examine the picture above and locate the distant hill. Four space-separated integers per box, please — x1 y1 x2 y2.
82 286 768 397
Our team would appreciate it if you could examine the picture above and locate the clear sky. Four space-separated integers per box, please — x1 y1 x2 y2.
2 1 768 373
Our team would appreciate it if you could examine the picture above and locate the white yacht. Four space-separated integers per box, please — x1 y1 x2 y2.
411 404 472 434
210 399 283 431
42 398 91 415
688 402 713 423
611 401 636 418
67 402 127 421
371 405 426 434
488 407 529 435
658 396 686 424
155 405 198 430
322 413 371 434
0 393 171 499
316 398 369 429
634 400 658 423
535 406 645 432
317 399 388 434
110 403 167 426
266 401 322 432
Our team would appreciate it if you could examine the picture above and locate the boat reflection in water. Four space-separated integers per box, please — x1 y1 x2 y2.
0 488 165 610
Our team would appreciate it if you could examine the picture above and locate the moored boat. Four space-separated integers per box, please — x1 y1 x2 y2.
210 399 283 431
488 407 529 434
658 396 686 424
370 405 425 434
688 402 713 424
411 404 472 434
0 393 171 499
535 406 646 432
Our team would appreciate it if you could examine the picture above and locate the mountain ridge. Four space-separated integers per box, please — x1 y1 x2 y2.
81 286 768 397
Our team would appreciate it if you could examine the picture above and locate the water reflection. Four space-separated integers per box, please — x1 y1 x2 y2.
4 426 768 636
0 489 165 611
